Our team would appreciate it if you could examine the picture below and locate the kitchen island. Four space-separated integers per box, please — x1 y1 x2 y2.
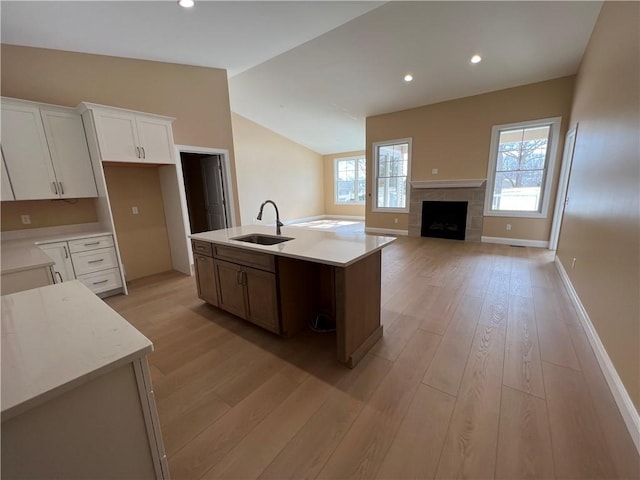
190 225 395 368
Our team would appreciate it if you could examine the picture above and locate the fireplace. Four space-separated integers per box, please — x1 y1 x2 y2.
408 180 486 241
421 201 468 240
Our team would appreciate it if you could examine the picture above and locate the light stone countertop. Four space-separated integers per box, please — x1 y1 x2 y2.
1 229 111 275
1 281 152 421
190 225 396 267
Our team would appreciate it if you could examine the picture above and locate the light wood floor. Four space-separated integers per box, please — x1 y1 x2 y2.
106 236 639 479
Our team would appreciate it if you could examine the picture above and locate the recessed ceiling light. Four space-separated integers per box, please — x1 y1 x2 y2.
178 0 195 8
404 74 413 82
470 55 482 64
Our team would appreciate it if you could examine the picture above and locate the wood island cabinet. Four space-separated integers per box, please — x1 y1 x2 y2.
190 228 394 368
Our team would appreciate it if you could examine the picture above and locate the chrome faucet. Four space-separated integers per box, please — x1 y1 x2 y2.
256 200 283 235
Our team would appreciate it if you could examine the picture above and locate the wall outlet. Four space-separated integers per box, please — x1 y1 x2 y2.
132 206 139 215
21 215 31 225
431 168 438 175
506 223 511 231
394 217 398 224
572 257 577 269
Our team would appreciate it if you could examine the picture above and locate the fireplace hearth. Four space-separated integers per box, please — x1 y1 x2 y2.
421 201 468 240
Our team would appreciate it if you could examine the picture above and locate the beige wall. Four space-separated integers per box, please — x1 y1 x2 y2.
366 76 575 238
556 3 639 409
322 151 366 217
0 44 239 227
231 113 324 225
103 165 173 281
1 199 97 231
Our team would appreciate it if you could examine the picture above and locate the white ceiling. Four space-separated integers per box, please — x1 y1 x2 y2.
2 1 602 155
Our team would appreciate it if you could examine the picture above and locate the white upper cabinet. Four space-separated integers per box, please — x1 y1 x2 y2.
1 152 15 201
81 104 175 165
1 98 98 200
1 99 58 200
40 108 98 198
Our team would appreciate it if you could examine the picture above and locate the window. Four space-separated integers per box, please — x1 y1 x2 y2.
334 156 366 204
484 117 561 218
373 138 412 212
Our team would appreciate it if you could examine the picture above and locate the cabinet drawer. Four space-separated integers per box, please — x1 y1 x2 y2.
77 268 122 294
214 245 275 272
192 240 213 257
72 247 119 275
68 235 114 253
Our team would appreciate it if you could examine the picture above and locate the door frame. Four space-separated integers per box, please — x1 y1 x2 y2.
175 145 237 272
549 124 578 250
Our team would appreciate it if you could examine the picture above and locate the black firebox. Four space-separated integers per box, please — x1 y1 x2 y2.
421 201 468 240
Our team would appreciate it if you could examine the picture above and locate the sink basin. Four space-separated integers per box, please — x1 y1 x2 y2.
231 233 294 246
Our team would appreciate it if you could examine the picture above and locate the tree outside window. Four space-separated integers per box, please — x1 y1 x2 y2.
485 118 561 218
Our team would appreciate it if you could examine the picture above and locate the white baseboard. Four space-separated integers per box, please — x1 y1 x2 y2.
555 256 640 454
481 235 549 248
283 215 325 225
285 214 365 225
323 214 365 221
365 227 408 236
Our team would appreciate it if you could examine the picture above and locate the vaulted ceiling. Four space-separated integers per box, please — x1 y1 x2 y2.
2 1 602 154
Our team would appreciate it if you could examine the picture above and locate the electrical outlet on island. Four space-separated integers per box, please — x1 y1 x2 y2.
21 215 31 225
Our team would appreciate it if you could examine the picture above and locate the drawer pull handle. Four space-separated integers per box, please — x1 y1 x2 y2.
58 182 64 195
88 259 105 264
52 182 58 195
84 242 100 246
92 279 109 285
63 245 69 259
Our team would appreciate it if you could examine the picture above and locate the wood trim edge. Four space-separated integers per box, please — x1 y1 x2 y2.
348 325 383 368
554 256 640 455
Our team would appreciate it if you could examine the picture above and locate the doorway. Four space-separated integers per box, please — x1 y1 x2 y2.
180 152 231 233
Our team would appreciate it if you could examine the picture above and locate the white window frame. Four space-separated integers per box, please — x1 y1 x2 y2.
372 137 412 213
334 155 366 205
484 117 562 218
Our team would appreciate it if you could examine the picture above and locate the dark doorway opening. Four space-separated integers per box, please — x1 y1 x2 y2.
421 201 468 240
181 153 228 234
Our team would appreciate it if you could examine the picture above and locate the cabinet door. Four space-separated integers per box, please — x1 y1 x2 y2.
39 242 76 283
136 116 174 164
93 109 140 162
1 152 15 201
1 100 58 200
40 109 98 198
244 266 280 333
194 254 218 306
214 259 246 318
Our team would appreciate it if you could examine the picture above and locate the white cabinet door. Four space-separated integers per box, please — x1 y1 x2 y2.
136 116 174 164
39 242 76 283
93 109 141 163
40 109 98 198
1 100 58 200
1 152 15 201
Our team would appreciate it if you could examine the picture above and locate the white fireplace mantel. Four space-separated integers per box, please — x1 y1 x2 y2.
410 179 486 189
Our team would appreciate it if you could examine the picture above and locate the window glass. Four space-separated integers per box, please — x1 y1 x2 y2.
374 140 411 211
485 118 560 218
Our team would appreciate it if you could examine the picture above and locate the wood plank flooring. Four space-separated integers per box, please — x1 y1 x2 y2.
106 236 639 479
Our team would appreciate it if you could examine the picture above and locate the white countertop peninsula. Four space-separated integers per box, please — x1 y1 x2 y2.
1 281 168 479
190 224 395 267
1 281 152 420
